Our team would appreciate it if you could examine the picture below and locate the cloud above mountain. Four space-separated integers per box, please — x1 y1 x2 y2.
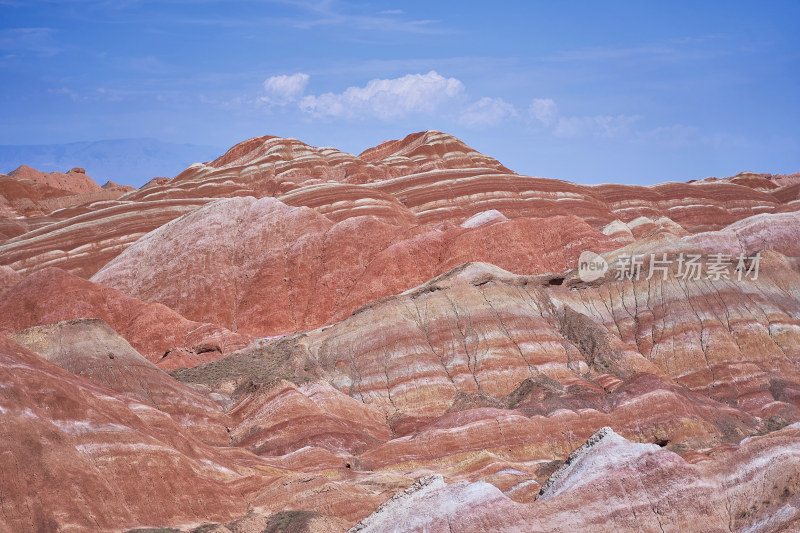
298 70 464 120
459 97 517 127
261 70 521 127
261 73 310 106
259 72 640 138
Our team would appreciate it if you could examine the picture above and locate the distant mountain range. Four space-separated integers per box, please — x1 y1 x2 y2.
0 138 223 188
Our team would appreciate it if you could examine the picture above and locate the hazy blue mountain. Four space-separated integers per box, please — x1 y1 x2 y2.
0 139 223 188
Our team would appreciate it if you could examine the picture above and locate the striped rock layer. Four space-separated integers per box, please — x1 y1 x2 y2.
1 131 800 532
3 131 800 280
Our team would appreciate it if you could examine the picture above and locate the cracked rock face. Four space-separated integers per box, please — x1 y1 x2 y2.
2 131 800 532
351 425 800 533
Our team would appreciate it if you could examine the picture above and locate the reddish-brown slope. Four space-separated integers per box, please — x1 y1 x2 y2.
123 130 511 203
0 334 253 531
685 211 800 257
254 256 800 424
0 265 21 294
170 253 798 495
7 165 101 195
3 132 799 282
91 196 619 336
116 131 800 232
0 267 251 365
588 181 788 232
0 333 416 531
227 379 392 457
696 170 800 189
359 130 513 174
10 318 232 444
0 166 129 232
2 132 800 531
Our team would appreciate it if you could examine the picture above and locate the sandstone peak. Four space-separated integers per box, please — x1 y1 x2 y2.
7 163 101 194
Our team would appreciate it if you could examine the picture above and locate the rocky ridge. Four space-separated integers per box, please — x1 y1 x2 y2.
1 131 799 532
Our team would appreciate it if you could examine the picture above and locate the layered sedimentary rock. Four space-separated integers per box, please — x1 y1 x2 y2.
0 331 419 531
164 250 799 519
0 166 132 235
122 130 511 202
685 211 800 257
3 131 800 532
351 426 800 533
7 165 101 195
175 249 800 416
4 132 800 282
92 196 619 336
227 379 392 457
0 265 21 294
11 318 232 444
587 181 788 232
114 131 800 236
0 267 250 364
0 198 210 276
696 170 800 189
0 334 252 531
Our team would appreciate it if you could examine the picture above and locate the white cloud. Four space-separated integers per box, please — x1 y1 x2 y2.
529 98 557 126
460 97 517 127
262 73 309 106
299 70 464 120
529 98 641 138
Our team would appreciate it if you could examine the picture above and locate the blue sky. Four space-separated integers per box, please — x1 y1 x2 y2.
1 0 798 186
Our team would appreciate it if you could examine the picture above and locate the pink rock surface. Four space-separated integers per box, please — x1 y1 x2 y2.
121 130 512 203
2 131 800 532
91 196 619 337
3 132 799 284
0 267 251 364
10 318 233 444
228 379 391 456
0 334 252 531
685 211 800 257
351 426 800 532
0 198 211 277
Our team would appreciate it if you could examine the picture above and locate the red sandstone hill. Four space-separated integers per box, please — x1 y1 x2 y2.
0 164 137 245
2 131 799 280
0 267 251 365
1 131 800 531
7 165 101 195
91 196 620 336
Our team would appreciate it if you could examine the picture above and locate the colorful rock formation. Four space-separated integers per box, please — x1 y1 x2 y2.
1 131 799 532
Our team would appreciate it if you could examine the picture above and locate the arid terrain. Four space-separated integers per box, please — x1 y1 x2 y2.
2 131 800 532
